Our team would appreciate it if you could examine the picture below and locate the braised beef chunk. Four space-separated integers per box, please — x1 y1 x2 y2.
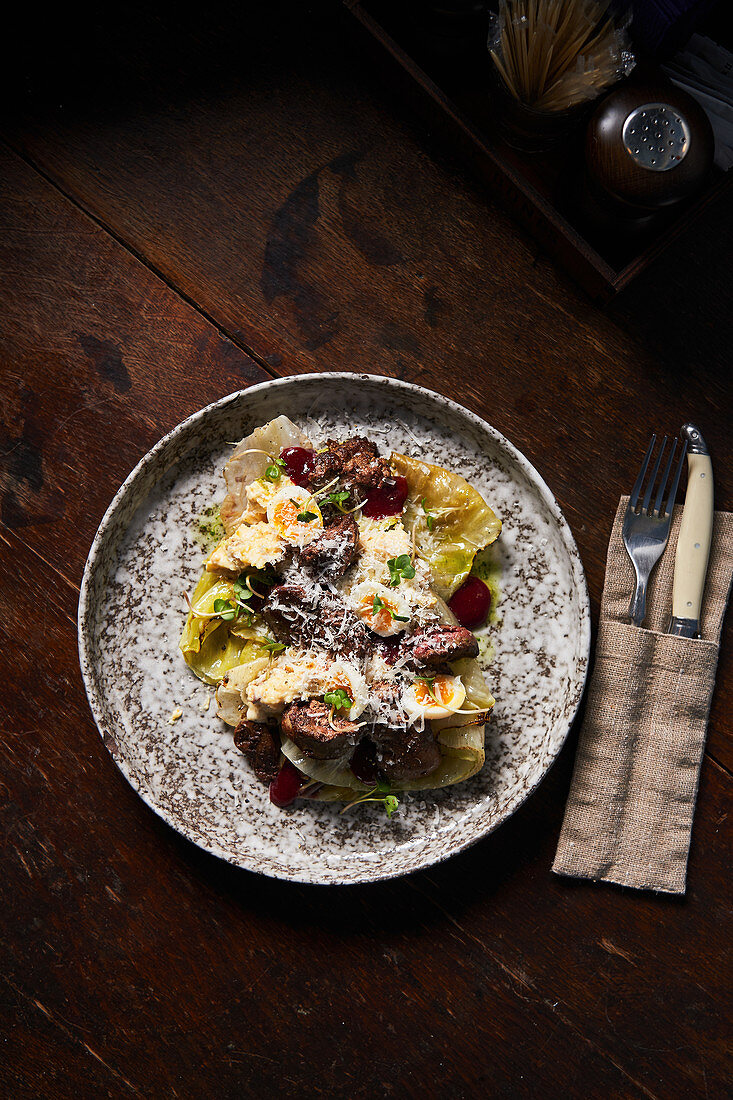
263 583 315 641
297 514 359 579
370 679 403 708
281 699 360 760
376 724 441 782
308 436 392 494
264 583 370 661
317 600 371 661
233 719 281 784
365 684 440 781
307 448 342 487
409 624 479 668
349 736 378 784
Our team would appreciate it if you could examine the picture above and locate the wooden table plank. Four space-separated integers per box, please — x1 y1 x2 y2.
0 145 267 588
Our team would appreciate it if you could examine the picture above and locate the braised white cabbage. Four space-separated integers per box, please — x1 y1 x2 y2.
179 567 269 686
390 452 501 599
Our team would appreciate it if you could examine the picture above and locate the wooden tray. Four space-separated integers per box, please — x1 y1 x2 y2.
345 0 732 301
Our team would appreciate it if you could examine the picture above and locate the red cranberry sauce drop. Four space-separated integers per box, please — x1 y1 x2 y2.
280 446 314 488
448 576 491 630
269 760 303 808
362 475 409 518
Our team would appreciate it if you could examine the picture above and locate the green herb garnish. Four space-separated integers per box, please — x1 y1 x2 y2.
323 687 352 711
318 489 350 511
232 576 253 603
297 511 318 523
372 593 409 623
250 566 277 589
387 553 416 587
264 456 286 482
213 597 238 622
341 783 400 818
262 638 286 654
422 498 436 532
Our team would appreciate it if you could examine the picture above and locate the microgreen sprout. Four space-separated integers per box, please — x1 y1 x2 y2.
372 593 409 623
232 576 253 603
213 598 238 622
422 498 436 532
340 783 400 817
318 489 351 511
262 638 286 655
264 456 286 482
297 510 318 523
323 688 352 712
248 566 277 594
387 553 416 587
237 568 274 600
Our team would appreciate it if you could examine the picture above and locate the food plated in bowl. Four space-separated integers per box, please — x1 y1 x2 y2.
180 417 502 814
78 374 590 884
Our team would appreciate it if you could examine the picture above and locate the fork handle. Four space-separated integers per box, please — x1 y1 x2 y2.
629 571 648 627
670 435 713 637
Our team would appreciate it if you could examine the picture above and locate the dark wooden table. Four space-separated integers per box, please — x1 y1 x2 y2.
2 3 730 1097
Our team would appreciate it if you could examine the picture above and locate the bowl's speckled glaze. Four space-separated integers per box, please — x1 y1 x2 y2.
78 374 590 884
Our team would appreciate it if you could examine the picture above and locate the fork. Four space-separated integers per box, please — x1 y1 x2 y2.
622 434 688 627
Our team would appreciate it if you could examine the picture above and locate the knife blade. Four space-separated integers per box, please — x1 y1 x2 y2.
668 423 714 638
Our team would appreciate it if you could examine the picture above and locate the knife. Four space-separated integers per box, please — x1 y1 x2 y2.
668 424 714 638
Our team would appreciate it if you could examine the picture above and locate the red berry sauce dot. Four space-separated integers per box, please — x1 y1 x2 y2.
269 760 303 808
448 576 491 630
362 475 409 518
280 447 314 488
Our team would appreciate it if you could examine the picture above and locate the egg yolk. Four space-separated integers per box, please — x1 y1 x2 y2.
270 496 321 541
327 673 354 705
361 596 397 633
415 676 458 707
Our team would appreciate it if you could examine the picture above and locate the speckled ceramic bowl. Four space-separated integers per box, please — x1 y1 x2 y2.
78 374 590 885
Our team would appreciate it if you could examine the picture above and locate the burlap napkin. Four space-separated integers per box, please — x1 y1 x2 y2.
553 497 733 894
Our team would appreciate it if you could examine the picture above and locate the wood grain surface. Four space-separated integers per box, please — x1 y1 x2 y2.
1 3 731 1097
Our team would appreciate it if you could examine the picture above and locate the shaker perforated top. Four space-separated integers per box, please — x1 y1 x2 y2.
622 104 690 171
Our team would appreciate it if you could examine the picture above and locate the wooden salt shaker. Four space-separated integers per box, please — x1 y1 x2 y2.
585 76 714 216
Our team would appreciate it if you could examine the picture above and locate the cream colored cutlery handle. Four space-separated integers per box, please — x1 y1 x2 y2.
672 451 713 624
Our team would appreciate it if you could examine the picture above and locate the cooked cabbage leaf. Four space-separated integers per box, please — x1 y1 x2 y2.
179 568 268 686
390 452 501 599
280 738 371 793
216 655 271 725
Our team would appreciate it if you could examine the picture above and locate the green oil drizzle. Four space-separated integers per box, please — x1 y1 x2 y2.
196 503 224 552
471 545 502 625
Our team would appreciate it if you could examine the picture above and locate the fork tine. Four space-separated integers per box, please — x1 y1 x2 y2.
653 437 677 516
641 436 667 514
630 434 655 510
661 437 688 517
